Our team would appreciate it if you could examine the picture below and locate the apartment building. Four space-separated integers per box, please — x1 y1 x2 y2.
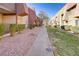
0 3 38 36
49 4 67 27
66 3 79 26
28 7 37 26
0 3 28 24
49 3 79 28
0 3 29 34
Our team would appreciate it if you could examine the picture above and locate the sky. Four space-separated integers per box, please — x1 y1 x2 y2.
27 3 65 19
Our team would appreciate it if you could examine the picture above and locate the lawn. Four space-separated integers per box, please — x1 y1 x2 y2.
47 26 79 56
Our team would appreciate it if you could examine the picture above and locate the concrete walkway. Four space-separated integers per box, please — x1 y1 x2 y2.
27 26 53 56
0 27 40 56
0 26 53 56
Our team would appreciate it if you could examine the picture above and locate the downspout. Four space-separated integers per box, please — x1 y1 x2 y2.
15 3 18 24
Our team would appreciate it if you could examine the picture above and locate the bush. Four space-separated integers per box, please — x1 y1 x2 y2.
61 25 65 30
0 24 5 36
70 26 79 33
18 24 25 31
9 24 17 36
10 24 26 36
54 25 57 28
28 24 35 29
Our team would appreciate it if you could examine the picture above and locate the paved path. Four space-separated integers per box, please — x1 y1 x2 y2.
0 26 53 56
27 26 53 56
0 27 40 56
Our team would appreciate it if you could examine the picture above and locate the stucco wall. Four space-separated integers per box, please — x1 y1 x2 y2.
3 15 28 26
2 15 16 24
0 14 2 23
67 6 77 26
17 16 28 24
75 4 79 16
50 3 79 27
28 8 36 25
17 16 28 28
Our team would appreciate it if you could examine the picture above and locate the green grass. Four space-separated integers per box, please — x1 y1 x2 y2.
47 26 79 56
70 26 79 33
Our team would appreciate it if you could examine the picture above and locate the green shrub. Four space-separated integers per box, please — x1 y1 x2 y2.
10 24 17 32
28 24 35 29
10 24 25 32
0 24 5 36
70 26 79 33
18 24 25 31
61 25 65 30
10 24 17 36
10 24 25 36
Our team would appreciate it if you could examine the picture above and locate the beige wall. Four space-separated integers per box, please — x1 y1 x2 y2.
54 4 78 26
0 14 2 23
3 15 16 24
50 3 79 27
66 4 78 26
17 16 28 28
17 16 28 24
51 6 67 26
3 15 28 26
75 4 79 16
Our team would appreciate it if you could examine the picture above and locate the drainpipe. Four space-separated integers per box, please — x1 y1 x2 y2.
15 13 18 24
15 3 18 24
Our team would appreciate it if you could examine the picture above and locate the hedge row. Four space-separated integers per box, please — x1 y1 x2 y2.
0 24 25 37
10 24 25 36
0 23 42 37
0 24 5 36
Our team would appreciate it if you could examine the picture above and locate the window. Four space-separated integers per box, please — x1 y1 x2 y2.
75 20 79 26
